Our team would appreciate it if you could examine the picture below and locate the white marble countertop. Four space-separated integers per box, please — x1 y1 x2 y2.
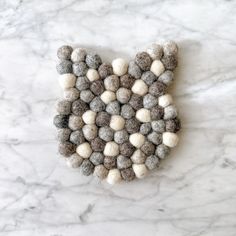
1 0 236 235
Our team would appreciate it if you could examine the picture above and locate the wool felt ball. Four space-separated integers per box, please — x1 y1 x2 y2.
57 128 71 142
66 153 83 168
158 70 174 86
129 94 143 110
162 132 179 147
150 106 164 120
141 141 155 156
121 168 135 181
136 108 151 123
121 104 135 119
93 165 109 179
80 90 94 103
125 118 140 134
90 152 104 165
131 79 148 96
106 101 120 115
98 126 114 142
165 118 181 133
120 74 135 89
82 110 96 125
161 55 178 70
150 60 165 77
71 48 87 63
104 141 119 157
104 75 120 91
146 43 163 60
56 100 71 115
100 91 116 104
116 87 131 104
117 155 132 169
58 141 76 157
64 88 80 102
72 99 89 116
164 105 178 120
86 53 102 69
110 115 125 131
86 68 100 82
82 124 98 141
107 169 122 185
140 123 152 135
70 130 85 145
132 164 148 179
145 155 159 170
90 97 105 112
75 76 90 91
56 60 73 74
114 130 129 144
120 142 135 157
104 156 117 170
96 112 111 127
163 41 178 56
76 142 92 158
68 115 84 130
98 63 113 79
141 71 156 86
90 80 104 96
112 58 128 76
54 114 69 128
155 144 170 159
149 81 166 97
129 133 145 148
73 62 88 76
143 94 158 109
158 94 173 108
148 132 162 145
81 159 94 176
131 149 146 164
90 137 105 152
151 120 165 133
135 52 152 71
57 45 73 60
128 61 142 79
59 73 76 90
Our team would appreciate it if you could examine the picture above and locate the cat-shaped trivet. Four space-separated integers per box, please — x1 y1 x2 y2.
54 41 181 184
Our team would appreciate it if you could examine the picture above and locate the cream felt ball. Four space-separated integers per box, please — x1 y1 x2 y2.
86 68 100 82
112 58 128 76
82 110 96 124
158 94 173 108
136 108 151 123
129 133 145 148
100 91 116 104
104 141 119 156
110 115 125 131
162 132 179 147
131 79 148 96
76 142 92 158
132 164 148 179
107 169 122 185
58 73 76 89
150 60 165 77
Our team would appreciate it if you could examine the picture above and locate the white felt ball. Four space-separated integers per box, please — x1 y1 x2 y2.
107 169 122 185
86 69 100 82
76 142 92 158
132 164 148 179
104 141 119 156
100 91 116 104
158 94 173 108
112 58 128 76
136 108 151 123
110 115 125 131
58 73 76 89
82 110 96 124
150 60 165 77
129 133 145 148
162 132 179 147
131 79 148 96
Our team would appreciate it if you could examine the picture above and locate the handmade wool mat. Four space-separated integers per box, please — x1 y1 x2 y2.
53 41 181 184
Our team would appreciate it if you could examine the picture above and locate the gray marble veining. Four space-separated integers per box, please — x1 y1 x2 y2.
0 0 236 235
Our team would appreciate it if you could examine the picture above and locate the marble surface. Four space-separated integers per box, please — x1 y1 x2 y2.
1 0 236 235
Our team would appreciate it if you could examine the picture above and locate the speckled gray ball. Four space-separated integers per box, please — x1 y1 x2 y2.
129 94 143 110
104 75 120 91
125 118 140 134
150 106 164 120
90 152 104 165
164 105 178 120
73 62 88 76
121 104 135 119
141 141 155 156
54 115 69 128
121 168 135 181
98 126 114 142
90 97 105 112
72 99 88 116
145 155 159 170
161 55 178 70
143 94 158 109
91 137 105 152
81 159 94 176
56 100 71 115
106 101 120 115
117 155 132 169
56 60 72 74
69 130 85 145
58 141 76 157
64 88 80 102
128 61 142 79
158 70 174 86
68 115 84 130
120 74 135 89
135 52 152 71
96 112 111 127
98 63 113 79
104 156 116 169
80 90 94 103
57 128 71 142
116 88 131 104
120 142 135 157
114 130 129 144
148 132 162 145
75 76 90 91
90 80 104 95
86 53 102 69
82 124 98 141
57 45 73 60
140 123 152 135
151 120 165 133
163 41 178 56
149 81 166 97
93 165 108 179
141 71 156 86
155 144 170 159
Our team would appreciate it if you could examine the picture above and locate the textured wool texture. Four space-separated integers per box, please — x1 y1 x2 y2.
54 41 180 184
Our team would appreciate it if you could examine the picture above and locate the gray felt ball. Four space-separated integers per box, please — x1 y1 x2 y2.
163 41 178 56
96 111 111 127
129 94 143 110
143 94 158 109
56 60 72 74
140 123 152 135
98 126 114 142
90 152 104 165
149 81 166 97
151 120 165 133
166 118 181 132
58 141 76 157
80 90 94 103
57 128 71 142
72 99 89 116
106 101 120 115
155 144 170 159
141 141 155 156
135 51 152 71
114 130 129 144
82 124 98 141
131 150 146 164
125 118 140 134
150 106 164 120
147 132 162 145
117 155 132 169
75 76 90 91
120 142 135 157
164 105 178 120
158 70 174 86
104 156 117 170
90 80 104 96
71 48 87 63
98 63 113 79
121 104 135 119
91 137 105 152
73 62 88 76
56 100 71 115
86 53 102 69
145 155 159 170
121 168 135 181
81 159 94 176
94 165 108 179
69 130 85 145
161 55 178 70
68 115 84 130
53 115 69 128
128 61 142 79
90 97 105 112
57 45 73 60
116 88 131 104
120 74 135 89
64 88 80 102
141 71 156 86
104 75 120 91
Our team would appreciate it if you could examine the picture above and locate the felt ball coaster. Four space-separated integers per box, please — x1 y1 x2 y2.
54 41 181 184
